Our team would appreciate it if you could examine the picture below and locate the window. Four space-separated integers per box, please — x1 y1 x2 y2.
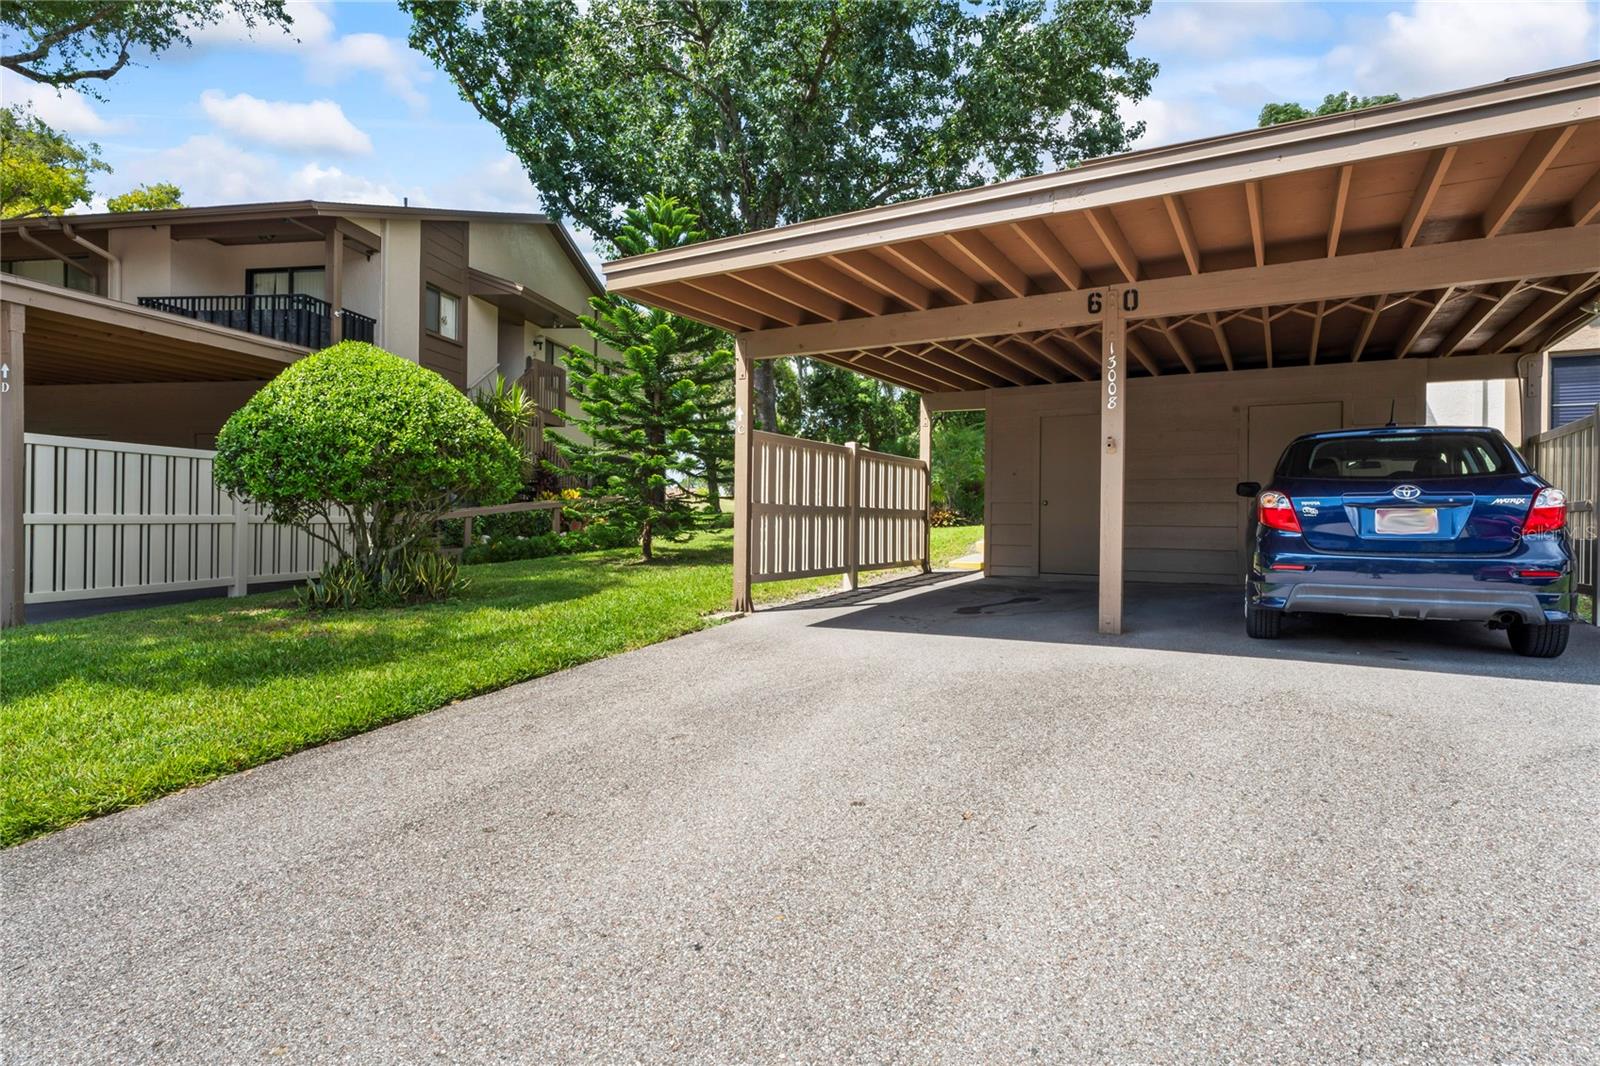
1550 354 1600 430
1278 432 1516 480
3 259 96 292
246 266 325 301
425 285 460 340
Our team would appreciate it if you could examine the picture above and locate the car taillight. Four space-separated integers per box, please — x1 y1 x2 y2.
1258 491 1302 533
1524 487 1567 534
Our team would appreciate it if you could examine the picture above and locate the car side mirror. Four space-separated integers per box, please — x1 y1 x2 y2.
1235 481 1260 499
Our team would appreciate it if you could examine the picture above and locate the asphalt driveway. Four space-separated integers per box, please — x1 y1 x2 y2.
4 575 1597 1062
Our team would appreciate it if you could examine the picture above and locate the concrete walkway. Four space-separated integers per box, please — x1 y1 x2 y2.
4 576 1597 1062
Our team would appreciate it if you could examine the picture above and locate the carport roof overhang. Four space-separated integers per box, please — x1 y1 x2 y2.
3 275 305 385
603 62 1600 392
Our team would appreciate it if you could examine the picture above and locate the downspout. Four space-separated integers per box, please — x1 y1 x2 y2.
58 222 120 300
14 225 98 286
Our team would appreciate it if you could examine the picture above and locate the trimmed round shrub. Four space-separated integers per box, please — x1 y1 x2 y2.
216 342 520 586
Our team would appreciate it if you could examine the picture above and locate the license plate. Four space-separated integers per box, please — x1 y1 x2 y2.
1375 507 1438 535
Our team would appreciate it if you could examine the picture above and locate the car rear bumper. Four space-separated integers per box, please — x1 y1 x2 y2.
1271 582 1556 623
1249 538 1577 624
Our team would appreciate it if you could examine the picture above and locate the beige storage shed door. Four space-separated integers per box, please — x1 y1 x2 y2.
1039 412 1099 575
1247 402 1346 484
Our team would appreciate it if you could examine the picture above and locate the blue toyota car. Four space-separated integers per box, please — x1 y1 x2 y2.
1238 426 1574 658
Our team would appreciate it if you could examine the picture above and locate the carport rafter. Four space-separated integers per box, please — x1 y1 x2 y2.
736 225 1599 361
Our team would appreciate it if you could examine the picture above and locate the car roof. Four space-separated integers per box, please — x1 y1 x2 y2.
1286 426 1501 445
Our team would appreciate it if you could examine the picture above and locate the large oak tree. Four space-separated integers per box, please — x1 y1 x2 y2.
406 0 1156 428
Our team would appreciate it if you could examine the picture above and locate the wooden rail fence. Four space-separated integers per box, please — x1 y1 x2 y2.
749 430 928 587
1525 404 1598 623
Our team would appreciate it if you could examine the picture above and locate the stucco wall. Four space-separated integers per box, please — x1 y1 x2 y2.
467 222 593 317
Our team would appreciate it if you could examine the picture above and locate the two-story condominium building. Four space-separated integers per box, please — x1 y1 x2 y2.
0 200 603 447
0 201 609 624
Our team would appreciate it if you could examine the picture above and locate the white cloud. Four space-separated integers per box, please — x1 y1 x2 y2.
185 0 331 50
199 90 372 155
113 135 449 209
1126 95 1211 150
0 70 119 134
184 2 429 111
310 32 433 111
428 153 544 213
1328 1 1598 97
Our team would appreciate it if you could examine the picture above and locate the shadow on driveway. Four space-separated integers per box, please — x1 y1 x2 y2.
791 571 1600 685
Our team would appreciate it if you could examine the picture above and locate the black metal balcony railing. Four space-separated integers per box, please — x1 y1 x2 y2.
137 293 377 348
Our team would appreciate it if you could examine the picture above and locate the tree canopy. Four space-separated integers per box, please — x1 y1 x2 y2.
1258 91 1400 128
0 105 109 217
106 181 183 212
2 1 291 94
407 0 1156 429
408 0 1155 239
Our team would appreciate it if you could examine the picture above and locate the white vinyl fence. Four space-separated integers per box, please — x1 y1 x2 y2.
23 433 343 604
749 430 928 586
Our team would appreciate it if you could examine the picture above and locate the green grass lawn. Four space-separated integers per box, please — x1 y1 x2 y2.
0 526 980 846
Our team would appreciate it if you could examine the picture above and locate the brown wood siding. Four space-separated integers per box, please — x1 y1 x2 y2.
419 221 468 388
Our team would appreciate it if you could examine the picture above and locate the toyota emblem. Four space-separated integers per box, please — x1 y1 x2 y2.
1392 484 1422 500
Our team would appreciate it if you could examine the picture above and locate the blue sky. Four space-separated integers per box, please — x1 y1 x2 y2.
5 1 1598 267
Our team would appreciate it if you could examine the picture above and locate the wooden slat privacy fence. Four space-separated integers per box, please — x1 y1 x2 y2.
749 430 928 585
1524 405 1598 623
22 433 345 603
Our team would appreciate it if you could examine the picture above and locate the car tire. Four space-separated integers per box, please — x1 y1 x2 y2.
1245 603 1282 640
1508 620 1569 658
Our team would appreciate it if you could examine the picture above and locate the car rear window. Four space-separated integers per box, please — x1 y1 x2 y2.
1278 432 1516 479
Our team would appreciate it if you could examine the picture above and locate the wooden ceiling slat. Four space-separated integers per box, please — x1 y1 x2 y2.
1010 220 1085 289
738 266 848 321
1327 165 1353 257
828 251 933 311
889 345 996 390
1153 318 1197 373
776 259 889 316
964 337 1056 384
1349 295 1388 361
1398 147 1456 248
1436 281 1519 356
1395 287 1454 358
1482 125 1577 237
681 275 805 326
1567 164 1600 225
930 339 1028 386
1012 333 1091 382
1483 270 1600 351
632 285 749 333
1083 208 1140 283
943 231 1031 299
652 281 766 330
838 351 930 393
1162 195 1202 275
1125 333 1161 376
879 242 980 304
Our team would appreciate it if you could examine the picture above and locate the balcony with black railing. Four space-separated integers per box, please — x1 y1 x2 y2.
136 293 377 348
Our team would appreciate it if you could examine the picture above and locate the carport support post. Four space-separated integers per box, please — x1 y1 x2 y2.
732 337 754 613
918 397 932 573
1 302 24 628
1098 290 1126 636
843 441 860 590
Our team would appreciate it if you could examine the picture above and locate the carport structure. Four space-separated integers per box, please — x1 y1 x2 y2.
603 63 1600 632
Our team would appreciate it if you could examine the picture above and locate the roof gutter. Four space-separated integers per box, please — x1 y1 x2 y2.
58 221 121 300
